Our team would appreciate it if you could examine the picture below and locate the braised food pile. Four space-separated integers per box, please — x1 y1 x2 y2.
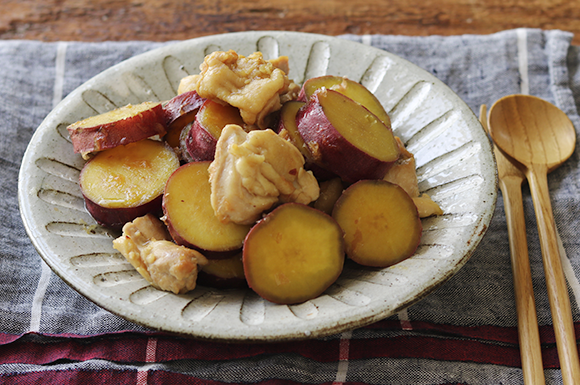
67 49 442 304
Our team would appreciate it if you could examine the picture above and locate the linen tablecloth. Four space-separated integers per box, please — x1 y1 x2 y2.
2 28 580 384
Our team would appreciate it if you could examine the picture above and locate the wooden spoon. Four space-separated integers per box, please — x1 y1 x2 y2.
481 104 545 385
488 94 579 385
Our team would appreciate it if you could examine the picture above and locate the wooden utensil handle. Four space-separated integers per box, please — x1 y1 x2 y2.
527 164 580 385
500 176 546 384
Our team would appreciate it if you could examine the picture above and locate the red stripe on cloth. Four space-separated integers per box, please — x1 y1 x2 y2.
0 334 151 364
349 334 567 369
0 333 341 365
364 319 580 346
364 319 519 343
154 337 341 362
351 334 518 364
0 367 471 385
0 331 563 369
1 320 576 370
0 369 138 384
0 334 20 345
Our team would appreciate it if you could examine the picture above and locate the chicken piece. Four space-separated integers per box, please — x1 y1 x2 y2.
383 137 443 218
178 54 297 94
267 56 301 105
177 74 200 95
113 213 208 294
209 124 319 225
413 194 444 217
181 50 298 129
268 55 290 75
383 137 420 197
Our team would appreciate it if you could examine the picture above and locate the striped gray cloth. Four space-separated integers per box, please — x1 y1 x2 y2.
1 28 580 384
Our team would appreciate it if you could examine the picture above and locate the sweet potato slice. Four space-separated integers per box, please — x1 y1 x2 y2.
197 253 247 289
297 88 399 183
162 161 252 258
277 101 308 156
277 100 335 181
79 139 180 229
163 90 205 148
243 203 344 304
185 99 246 161
68 101 167 158
313 177 344 215
298 75 391 127
332 180 422 267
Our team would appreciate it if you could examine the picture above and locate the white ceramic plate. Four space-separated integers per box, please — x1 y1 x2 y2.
18 31 497 342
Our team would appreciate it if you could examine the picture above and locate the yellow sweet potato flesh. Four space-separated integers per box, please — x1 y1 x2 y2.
162 162 251 254
197 99 245 139
80 139 179 209
278 100 309 158
243 203 344 304
313 177 344 215
197 253 247 289
302 75 391 127
332 180 422 267
320 89 398 162
203 254 245 279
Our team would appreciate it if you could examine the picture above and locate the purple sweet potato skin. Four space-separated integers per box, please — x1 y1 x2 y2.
83 194 163 230
68 102 167 155
296 90 396 183
185 119 218 162
163 90 205 128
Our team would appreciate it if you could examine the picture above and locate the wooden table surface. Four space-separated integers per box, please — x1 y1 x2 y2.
1 0 579 45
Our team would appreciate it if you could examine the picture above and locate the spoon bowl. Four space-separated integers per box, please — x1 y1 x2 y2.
489 94 575 170
488 94 578 385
